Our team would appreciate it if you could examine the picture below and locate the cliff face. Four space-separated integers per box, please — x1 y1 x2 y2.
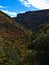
14 9 49 31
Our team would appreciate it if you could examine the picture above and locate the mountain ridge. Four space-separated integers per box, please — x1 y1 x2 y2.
13 9 49 31
0 10 49 65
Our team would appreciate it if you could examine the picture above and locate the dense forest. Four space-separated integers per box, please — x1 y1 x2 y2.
0 10 49 65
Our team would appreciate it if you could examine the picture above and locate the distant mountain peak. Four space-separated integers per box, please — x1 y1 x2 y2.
14 9 49 31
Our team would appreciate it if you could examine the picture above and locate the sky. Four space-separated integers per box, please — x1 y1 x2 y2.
0 0 49 17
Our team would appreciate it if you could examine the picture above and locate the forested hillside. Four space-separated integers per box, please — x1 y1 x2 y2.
27 21 49 65
0 10 49 65
0 11 32 65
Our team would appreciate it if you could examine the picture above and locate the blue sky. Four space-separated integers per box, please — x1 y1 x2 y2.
0 0 49 17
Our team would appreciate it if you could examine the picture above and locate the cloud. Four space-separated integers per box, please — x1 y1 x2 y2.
0 5 9 9
19 0 31 7
19 0 49 9
1 10 17 17
20 11 25 13
0 5 5 8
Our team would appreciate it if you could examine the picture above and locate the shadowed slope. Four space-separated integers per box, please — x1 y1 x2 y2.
14 9 49 31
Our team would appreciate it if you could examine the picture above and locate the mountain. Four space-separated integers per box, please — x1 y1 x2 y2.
1 10 49 65
0 11 32 65
14 9 49 31
27 21 49 65
0 11 27 39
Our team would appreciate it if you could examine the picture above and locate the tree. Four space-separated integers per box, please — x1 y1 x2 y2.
28 30 49 65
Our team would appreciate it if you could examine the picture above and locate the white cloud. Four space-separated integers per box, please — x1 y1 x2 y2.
20 11 25 13
22 1 31 7
19 0 31 7
19 0 49 9
0 5 5 8
1 10 17 17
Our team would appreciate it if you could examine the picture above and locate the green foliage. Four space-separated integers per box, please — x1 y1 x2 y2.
1 11 49 65
27 22 49 65
0 37 23 65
